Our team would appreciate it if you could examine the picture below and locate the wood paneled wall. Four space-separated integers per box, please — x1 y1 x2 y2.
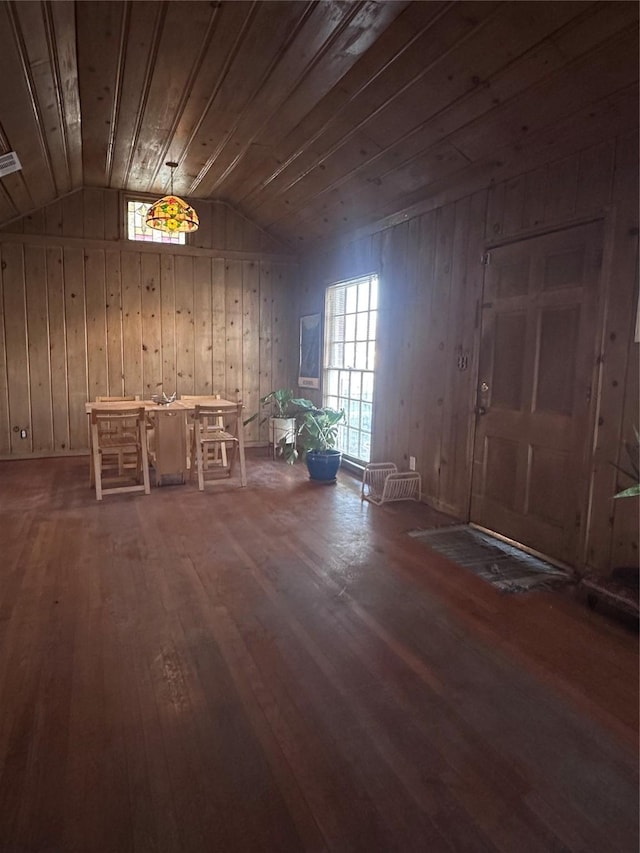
0 188 298 455
299 131 639 574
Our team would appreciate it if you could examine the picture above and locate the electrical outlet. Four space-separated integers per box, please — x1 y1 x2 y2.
409 456 416 471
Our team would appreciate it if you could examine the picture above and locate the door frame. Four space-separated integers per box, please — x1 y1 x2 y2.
465 213 610 568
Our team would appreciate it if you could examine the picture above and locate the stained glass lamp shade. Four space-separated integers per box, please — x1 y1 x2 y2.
145 162 199 233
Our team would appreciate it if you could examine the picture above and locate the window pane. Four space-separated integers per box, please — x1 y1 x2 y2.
350 372 362 399
331 314 345 344
367 342 376 371
358 280 369 311
355 342 368 369
346 285 358 313
362 401 372 431
356 312 369 341
344 341 355 368
345 313 356 342
325 394 339 411
362 373 374 401
326 370 339 396
331 287 346 315
329 342 343 367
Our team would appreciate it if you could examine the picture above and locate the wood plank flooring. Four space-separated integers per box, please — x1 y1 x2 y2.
0 454 637 852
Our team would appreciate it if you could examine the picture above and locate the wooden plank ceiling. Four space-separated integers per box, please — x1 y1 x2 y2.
0 0 637 250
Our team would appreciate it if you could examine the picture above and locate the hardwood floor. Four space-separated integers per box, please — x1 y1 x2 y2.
0 454 637 853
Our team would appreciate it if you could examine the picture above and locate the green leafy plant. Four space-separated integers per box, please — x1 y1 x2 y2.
243 389 313 426
282 405 345 464
613 427 640 499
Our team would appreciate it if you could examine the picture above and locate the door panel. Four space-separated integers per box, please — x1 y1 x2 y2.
471 223 601 565
536 306 579 415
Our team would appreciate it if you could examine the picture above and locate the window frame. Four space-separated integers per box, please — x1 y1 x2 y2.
323 272 378 465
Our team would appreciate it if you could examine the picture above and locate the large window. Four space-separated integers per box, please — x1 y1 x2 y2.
324 273 378 464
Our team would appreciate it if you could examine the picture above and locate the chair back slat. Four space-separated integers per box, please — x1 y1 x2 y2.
92 406 145 420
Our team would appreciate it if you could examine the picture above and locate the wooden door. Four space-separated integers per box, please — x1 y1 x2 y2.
470 223 602 565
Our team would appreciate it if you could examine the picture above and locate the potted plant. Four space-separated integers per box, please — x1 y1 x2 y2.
283 405 345 482
244 389 313 457
581 428 639 617
613 427 640 498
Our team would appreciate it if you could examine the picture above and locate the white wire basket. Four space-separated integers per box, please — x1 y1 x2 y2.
361 462 422 505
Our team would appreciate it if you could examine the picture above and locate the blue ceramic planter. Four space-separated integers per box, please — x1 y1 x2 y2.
305 449 342 482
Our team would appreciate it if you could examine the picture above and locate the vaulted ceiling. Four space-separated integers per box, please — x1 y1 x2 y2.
0 0 637 251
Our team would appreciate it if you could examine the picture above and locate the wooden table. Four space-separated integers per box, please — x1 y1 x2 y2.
85 397 247 487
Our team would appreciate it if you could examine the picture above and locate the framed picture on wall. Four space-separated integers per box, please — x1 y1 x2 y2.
298 313 321 389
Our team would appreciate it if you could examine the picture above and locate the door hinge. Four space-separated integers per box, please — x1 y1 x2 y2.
481 251 491 266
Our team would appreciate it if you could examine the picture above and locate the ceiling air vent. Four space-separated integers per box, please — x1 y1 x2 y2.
0 151 22 177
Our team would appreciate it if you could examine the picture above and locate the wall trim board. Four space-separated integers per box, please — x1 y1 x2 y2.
581 204 619 569
0 230 298 264
0 449 89 461
0 440 271 462
422 495 460 521
581 176 640 570
483 211 608 251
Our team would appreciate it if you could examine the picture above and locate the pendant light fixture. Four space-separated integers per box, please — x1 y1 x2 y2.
145 161 199 234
